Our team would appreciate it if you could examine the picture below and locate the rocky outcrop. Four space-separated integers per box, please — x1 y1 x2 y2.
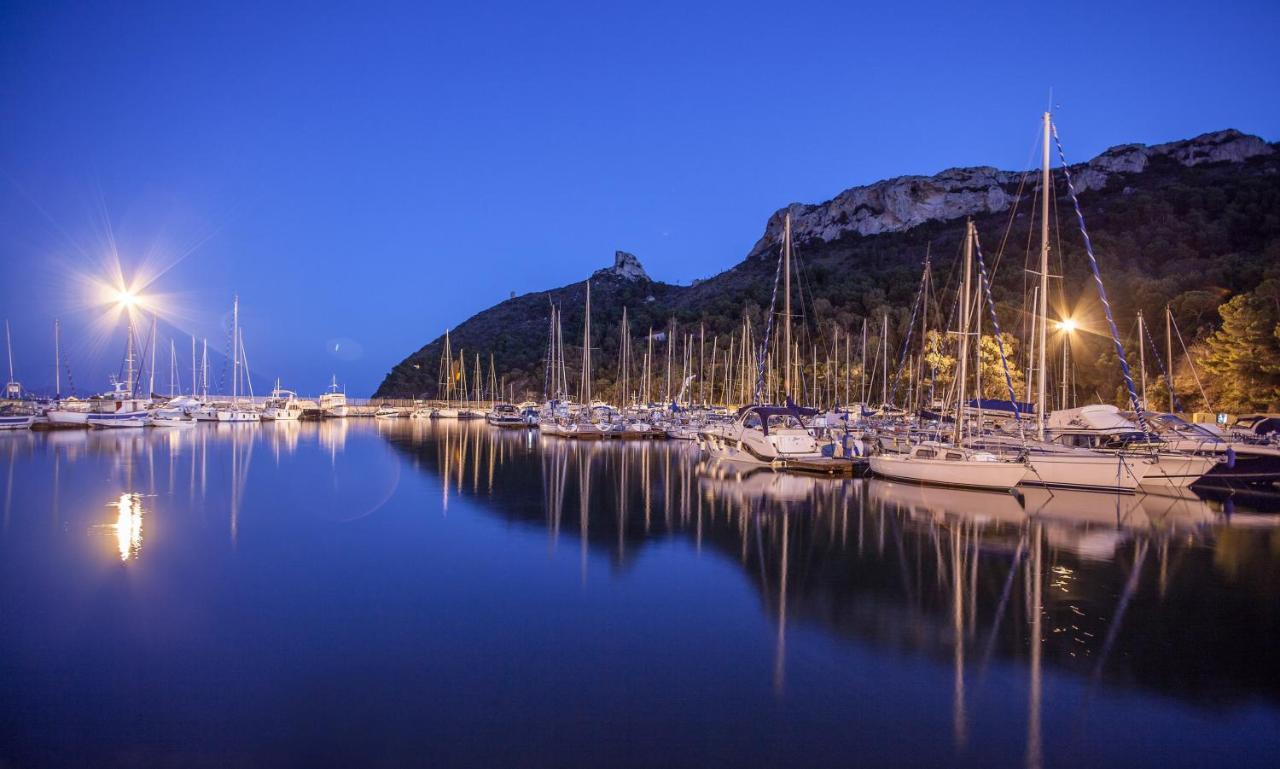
751 129 1273 256
593 250 650 282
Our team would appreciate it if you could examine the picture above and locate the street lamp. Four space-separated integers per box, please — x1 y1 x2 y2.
1057 318 1076 409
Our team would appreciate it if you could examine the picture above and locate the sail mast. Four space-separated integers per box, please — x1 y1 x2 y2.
955 221 974 444
231 296 240 401
54 319 61 399
1138 310 1147 408
783 213 792 401
581 282 591 405
149 315 157 397
1037 111 1051 440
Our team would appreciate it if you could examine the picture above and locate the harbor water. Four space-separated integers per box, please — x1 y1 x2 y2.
1 420 1278 767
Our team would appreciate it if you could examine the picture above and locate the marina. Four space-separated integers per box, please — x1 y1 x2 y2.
3 3 1279 765
1 418 1277 767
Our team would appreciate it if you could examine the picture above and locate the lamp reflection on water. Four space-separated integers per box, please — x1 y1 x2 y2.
109 492 144 562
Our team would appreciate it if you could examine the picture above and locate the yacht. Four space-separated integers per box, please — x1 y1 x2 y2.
486 403 526 428
1142 412 1280 492
1046 405 1219 492
697 404 826 465
86 379 151 429
373 405 400 419
0 406 34 430
262 383 304 421
869 442 1028 491
319 376 348 418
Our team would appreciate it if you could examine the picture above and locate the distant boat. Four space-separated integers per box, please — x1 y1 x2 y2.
373 405 400 419
262 381 303 421
319 375 348 418
0 407 34 430
485 402 525 428
214 296 261 424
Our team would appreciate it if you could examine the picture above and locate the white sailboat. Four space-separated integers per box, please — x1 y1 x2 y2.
215 297 261 423
87 315 152 429
698 214 827 464
869 221 1026 491
45 320 92 427
319 375 348 418
973 112 1148 493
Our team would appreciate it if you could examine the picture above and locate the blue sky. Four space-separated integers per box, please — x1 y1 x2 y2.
1 1 1276 395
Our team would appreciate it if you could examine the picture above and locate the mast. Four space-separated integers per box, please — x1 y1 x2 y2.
783 212 792 401
1037 111 1051 440
231 295 240 401
860 318 868 406
201 339 209 398
881 314 888 407
954 221 974 444
4 320 16 397
1166 304 1176 411
191 335 196 397
1138 310 1147 409
699 323 705 406
54 319 61 399
126 314 135 397
581 282 591 405
169 338 177 396
149 315 157 397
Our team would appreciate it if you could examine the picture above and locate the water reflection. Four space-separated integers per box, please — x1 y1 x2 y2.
107 492 144 562
380 420 1280 718
4 420 1279 767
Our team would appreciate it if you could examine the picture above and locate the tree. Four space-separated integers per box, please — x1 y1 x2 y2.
1198 292 1280 412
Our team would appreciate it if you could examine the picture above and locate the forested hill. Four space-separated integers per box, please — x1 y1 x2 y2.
374 129 1280 412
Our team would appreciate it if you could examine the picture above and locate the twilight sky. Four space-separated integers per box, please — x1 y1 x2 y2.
1 1 1276 396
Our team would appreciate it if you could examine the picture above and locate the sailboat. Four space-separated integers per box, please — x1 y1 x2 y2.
319 375 349 418
432 330 459 419
698 214 828 465
214 296 261 423
964 112 1149 493
0 321 34 430
869 221 1026 491
86 316 152 428
456 349 483 420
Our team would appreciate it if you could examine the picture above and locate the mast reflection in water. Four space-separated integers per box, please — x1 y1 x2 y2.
0 420 1277 768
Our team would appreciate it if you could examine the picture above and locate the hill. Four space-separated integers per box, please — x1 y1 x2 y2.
374 129 1280 411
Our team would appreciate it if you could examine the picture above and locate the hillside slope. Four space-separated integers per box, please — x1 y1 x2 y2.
375 129 1280 406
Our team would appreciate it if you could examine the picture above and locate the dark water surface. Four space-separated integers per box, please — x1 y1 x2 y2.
1 420 1278 768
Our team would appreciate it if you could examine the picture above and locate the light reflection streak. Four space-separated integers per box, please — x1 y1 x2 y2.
109 492 144 562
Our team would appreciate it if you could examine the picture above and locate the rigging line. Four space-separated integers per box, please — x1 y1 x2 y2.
1051 121 1152 440
889 254 930 406
973 231 1026 443
1170 313 1213 412
754 234 786 404
1138 313 1182 411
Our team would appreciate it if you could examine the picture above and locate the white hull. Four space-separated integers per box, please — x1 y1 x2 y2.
1136 453 1220 494
0 415 34 430
46 409 90 427
148 417 195 428
433 408 459 419
323 406 349 418
215 410 261 423
869 454 1026 491
1020 452 1146 493
87 412 149 429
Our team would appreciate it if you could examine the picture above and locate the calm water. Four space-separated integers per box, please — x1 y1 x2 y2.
1 420 1278 768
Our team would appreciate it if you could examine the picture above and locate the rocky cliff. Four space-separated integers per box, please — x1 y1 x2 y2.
374 128 1280 400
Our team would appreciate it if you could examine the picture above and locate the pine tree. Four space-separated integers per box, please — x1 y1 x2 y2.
1199 292 1280 412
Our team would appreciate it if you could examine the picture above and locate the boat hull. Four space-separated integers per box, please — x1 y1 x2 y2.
87 412 149 429
869 455 1026 491
1019 452 1145 492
